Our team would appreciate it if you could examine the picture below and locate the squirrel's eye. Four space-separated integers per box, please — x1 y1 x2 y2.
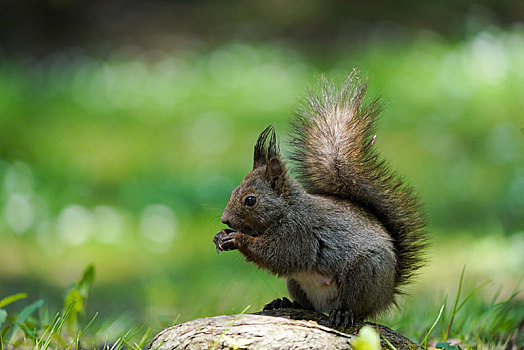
244 196 256 207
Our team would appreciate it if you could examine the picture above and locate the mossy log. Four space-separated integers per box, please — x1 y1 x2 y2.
149 308 420 350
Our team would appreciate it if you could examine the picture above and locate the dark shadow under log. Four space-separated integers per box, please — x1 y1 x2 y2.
149 308 421 350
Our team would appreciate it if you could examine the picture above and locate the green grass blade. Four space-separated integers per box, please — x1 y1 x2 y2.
35 312 60 349
39 299 77 349
78 264 96 297
111 329 132 350
0 293 27 308
121 325 153 350
40 319 62 350
135 327 153 349
455 280 490 313
7 299 43 342
421 304 445 349
0 310 7 328
445 266 465 340
66 311 99 349
382 335 398 350
78 312 98 339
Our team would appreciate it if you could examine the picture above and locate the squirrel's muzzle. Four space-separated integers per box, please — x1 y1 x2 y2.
222 218 232 228
221 211 232 228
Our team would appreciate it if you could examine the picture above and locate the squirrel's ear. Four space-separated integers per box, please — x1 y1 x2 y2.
265 157 286 192
253 125 279 169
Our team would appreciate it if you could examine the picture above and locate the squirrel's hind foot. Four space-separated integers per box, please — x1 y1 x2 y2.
263 297 303 311
328 309 356 329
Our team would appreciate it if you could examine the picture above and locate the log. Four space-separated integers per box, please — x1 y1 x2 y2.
149 308 420 350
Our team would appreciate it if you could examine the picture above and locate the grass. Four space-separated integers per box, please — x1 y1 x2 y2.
0 266 152 350
382 269 523 349
1 265 522 349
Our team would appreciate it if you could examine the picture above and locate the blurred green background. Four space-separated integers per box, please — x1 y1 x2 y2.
0 0 523 344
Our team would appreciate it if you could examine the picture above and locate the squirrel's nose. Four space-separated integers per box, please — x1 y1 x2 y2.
222 218 232 228
221 212 232 228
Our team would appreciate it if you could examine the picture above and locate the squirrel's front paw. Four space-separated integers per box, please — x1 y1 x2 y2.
213 229 239 254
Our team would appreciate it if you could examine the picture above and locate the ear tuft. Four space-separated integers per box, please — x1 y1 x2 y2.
253 125 279 169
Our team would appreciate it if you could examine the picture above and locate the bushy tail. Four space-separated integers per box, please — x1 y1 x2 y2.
289 72 427 291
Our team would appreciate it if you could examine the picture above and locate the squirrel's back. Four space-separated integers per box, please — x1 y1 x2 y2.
289 72 427 292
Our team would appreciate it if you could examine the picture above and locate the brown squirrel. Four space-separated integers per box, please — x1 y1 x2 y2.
213 72 427 327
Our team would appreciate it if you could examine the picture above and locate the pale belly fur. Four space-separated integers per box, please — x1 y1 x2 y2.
290 271 338 313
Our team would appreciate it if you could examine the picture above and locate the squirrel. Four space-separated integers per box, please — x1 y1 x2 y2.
213 72 427 327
